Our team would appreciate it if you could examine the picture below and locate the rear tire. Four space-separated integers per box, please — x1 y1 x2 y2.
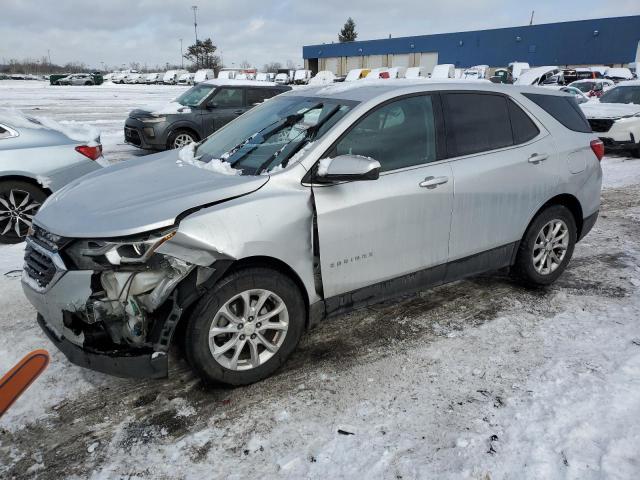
512 205 577 287
631 147 640 159
185 267 305 386
0 181 48 244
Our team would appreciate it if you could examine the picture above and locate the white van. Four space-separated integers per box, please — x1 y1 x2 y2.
177 73 194 85
431 64 455 79
293 69 312 84
275 73 289 85
508 62 530 81
193 69 215 84
163 70 188 85
405 67 424 79
217 70 238 80
463 65 489 80
255 72 268 82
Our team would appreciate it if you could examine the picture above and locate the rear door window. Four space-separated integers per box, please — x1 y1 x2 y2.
442 93 513 157
522 93 591 133
246 88 275 106
210 88 244 108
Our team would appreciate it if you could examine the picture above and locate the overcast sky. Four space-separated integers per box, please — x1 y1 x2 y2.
1 0 638 70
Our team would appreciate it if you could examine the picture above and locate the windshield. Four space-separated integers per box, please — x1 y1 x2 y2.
195 96 353 175
572 81 595 92
600 86 640 105
176 84 216 107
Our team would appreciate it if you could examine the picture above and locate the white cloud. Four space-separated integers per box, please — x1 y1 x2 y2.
0 0 637 70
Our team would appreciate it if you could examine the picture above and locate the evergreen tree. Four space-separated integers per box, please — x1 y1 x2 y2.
338 17 357 43
184 38 223 72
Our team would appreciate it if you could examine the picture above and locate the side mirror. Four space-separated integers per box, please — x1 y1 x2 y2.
314 155 381 183
206 103 218 110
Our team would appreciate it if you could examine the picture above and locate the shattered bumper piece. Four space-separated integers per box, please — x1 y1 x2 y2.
37 314 168 379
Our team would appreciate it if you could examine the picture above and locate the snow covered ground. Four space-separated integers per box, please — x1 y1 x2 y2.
0 80 188 163
1 81 640 479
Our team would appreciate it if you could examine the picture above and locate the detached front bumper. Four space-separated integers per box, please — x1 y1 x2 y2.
21 239 169 379
37 314 167 378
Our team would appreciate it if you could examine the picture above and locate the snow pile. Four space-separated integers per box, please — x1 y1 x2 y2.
316 157 332 176
35 175 52 189
0 108 100 144
176 142 240 175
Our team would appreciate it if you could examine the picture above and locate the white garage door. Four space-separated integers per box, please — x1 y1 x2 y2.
347 56 362 71
419 52 439 74
390 54 410 68
324 57 339 74
366 55 384 68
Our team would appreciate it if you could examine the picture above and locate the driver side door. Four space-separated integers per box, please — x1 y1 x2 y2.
311 94 454 304
200 87 247 137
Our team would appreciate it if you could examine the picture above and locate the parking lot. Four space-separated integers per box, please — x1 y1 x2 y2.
1 80 640 478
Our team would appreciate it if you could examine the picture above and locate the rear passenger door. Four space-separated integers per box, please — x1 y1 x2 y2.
201 87 246 136
443 92 561 262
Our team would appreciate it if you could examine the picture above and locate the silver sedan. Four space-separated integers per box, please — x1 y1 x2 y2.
0 113 103 243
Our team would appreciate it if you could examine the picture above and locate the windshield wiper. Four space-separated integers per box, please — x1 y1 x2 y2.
227 104 323 167
254 104 342 175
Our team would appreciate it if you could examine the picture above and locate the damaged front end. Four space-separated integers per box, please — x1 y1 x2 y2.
22 225 223 378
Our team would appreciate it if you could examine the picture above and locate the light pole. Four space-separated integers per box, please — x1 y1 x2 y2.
180 38 183 69
191 5 199 68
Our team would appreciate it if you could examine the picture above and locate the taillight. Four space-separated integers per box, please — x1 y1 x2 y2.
590 139 604 161
75 144 102 161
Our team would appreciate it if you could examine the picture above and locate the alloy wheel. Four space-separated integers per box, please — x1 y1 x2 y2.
208 289 289 371
0 189 41 238
532 219 569 275
173 133 195 149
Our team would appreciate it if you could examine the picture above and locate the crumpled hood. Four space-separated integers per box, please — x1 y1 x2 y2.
580 102 640 119
35 150 268 238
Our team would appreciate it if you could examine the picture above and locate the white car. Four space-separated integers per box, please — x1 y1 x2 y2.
345 69 368 82
125 73 143 84
194 69 215 84
463 65 489 80
274 73 289 85
508 62 530 81
580 80 640 158
308 71 335 85
604 67 634 82
514 66 560 86
569 79 615 98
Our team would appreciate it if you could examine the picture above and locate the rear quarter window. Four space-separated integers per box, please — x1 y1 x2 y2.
508 100 540 144
522 93 591 133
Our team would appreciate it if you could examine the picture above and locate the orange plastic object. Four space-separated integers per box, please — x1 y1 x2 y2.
0 350 50 417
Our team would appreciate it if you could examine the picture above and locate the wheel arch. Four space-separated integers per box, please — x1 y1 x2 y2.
0 174 53 195
527 193 584 240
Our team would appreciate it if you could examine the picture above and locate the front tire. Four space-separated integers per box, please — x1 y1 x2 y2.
0 181 48 244
185 267 306 386
168 129 198 150
512 205 577 287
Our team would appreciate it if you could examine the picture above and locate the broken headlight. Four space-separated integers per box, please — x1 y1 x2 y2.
75 229 177 266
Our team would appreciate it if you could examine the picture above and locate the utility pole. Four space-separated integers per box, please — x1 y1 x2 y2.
529 10 535 26
191 5 199 69
47 49 51 66
180 38 184 69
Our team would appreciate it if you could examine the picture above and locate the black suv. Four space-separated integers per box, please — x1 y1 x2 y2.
125 81 291 150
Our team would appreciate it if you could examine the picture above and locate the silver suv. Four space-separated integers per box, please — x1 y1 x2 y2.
22 82 603 385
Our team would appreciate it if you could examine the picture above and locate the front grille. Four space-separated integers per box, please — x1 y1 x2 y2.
588 118 615 133
24 245 57 288
124 127 142 146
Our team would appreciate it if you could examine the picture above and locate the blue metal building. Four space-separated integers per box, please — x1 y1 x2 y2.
302 15 640 75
